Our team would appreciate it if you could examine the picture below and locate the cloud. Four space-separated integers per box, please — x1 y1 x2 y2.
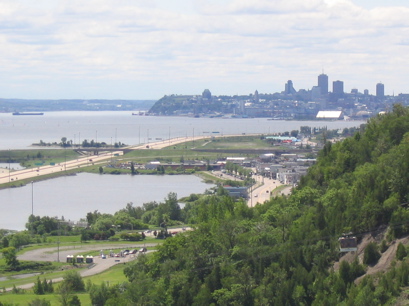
0 0 407 98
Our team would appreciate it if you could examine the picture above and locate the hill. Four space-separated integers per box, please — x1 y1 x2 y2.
116 104 409 305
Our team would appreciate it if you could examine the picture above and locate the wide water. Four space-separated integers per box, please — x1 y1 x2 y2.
0 111 366 230
0 173 213 230
0 111 365 150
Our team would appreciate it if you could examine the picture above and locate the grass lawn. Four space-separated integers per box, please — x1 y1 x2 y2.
200 136 270 150
0 291 91 305
0 251 148 305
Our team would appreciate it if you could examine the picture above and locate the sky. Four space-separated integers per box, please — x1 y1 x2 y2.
0 0 408 100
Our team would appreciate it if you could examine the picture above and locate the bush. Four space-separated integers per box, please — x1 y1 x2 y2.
60 271 85 292
396 242 407 260
363 242 381 266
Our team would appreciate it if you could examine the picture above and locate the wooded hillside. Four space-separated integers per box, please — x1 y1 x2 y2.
94 104 409 305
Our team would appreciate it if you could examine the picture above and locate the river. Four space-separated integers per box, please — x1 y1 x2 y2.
0 111 366 150
0 111 366 230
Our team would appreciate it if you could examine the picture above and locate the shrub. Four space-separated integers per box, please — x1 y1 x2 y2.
396 242 407 260
363 242 381 266
60 271 85 292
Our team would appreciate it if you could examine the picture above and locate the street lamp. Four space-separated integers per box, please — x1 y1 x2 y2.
8 149 10 183
31 181 34 216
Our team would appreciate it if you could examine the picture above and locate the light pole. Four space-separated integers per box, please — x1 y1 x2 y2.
8 149 10 183
31 181 34 215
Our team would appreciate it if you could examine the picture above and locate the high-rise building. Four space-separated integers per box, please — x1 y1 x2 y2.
333 80 344 95
285 80 296 95
376 83 384 99
254 90 259 103
318 74 328 95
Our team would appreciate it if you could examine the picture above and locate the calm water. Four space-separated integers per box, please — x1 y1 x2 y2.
0 173 213 230
0 111 366 150
0 112 366 230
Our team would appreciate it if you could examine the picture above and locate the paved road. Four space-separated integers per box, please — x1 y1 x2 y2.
208 171 291 206
0 136 214 185
4 243 156 292
0 151 124 185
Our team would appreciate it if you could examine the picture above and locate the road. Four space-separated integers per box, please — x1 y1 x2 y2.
0 134 261 185
0 136 216 185
4 242 156 292
209 171 292 206
0 151 124 185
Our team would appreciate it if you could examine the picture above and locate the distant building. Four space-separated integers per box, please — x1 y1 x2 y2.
364 89 369 95
202 89 212 100
376 83 384 99
224 186 248 198
333 80 344 95
285 80 296 95
332 80 344 101
318 73 328 95
316 110 343 119
254 90 259 103
311 86 322 100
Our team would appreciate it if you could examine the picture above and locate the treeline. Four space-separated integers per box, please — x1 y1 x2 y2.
80 104 409 304
34 137 126 148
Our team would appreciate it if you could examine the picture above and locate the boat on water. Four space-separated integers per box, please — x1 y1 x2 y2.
12 112 44 116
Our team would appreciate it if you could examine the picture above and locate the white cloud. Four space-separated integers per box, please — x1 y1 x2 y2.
0 0 407 98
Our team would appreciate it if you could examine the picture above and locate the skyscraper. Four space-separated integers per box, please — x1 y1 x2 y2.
376 83 384 99
285 80 296 95
333 80 344 95
318 73 328 95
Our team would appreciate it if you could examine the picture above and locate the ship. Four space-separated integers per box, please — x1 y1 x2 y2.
12 112 44 116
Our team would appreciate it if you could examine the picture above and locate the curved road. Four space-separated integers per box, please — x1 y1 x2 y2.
4 243 156 292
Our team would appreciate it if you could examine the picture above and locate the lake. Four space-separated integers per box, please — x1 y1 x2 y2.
0 173 213 230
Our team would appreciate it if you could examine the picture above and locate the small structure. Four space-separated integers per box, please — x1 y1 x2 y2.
224 186 249 198
66 255 74 263
339 236 358 252
85 256 94 263
76 255 84 263
316 110 343 120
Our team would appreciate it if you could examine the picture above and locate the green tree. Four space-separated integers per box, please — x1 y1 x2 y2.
396 242 407 260
33 277 44 295
61 271 85 292
28 298 51 306
1 247 19 270
68 295 81 306
363 242 381 266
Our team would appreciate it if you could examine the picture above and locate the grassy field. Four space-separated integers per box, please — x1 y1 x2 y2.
0 252 145 305
199 136 271 150
0 291 92 305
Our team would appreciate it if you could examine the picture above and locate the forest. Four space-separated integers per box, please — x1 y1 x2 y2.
3 105 409 305
74 104 409 305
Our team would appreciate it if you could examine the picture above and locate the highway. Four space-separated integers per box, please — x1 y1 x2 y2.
0 151 124 185
0 135 214 185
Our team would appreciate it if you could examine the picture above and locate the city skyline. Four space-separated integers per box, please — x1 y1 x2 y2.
0 0 408 100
